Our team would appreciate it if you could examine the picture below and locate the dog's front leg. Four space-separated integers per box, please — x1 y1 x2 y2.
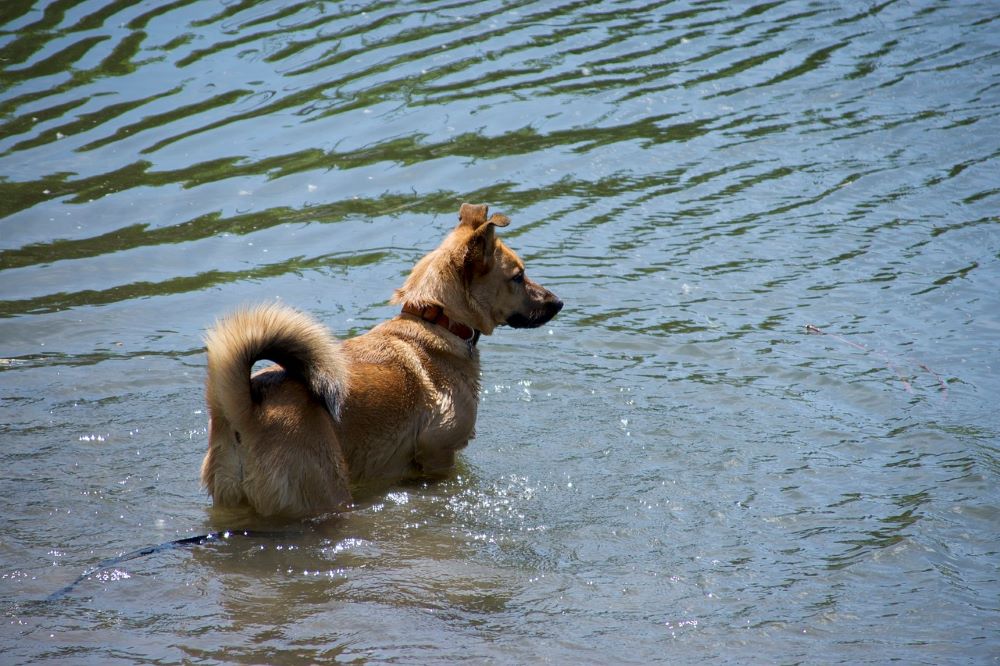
414 429 471 477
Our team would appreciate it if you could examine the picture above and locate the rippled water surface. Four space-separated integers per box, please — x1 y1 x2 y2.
2 0 999 662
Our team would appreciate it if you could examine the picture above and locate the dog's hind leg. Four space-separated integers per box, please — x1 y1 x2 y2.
237 374 351 518
200 414 248 508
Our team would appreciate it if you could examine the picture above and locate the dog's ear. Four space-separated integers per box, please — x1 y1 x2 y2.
460 203 510 280
458 203 511 231
459 203 489 229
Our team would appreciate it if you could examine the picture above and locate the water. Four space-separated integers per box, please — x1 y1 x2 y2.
2 0 998 662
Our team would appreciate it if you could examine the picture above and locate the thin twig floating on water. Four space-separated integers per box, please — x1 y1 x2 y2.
805 323 912 392
918 363 950 399
805 324 947 400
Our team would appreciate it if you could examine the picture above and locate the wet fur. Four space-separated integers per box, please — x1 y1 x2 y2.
201 203 562 518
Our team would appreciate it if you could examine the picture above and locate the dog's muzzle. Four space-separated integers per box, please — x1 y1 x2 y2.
506 296 563 329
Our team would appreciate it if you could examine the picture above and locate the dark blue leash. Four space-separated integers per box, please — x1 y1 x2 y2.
46 530 283 601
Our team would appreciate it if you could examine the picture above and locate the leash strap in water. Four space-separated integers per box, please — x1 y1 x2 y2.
46 530 284 601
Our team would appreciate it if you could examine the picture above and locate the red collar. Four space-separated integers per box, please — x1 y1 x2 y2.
401 304 480 346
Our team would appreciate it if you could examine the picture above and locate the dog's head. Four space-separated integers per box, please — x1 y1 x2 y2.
393 203 563 336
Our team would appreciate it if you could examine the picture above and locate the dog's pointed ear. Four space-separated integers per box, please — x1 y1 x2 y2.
459 203 511 231
459 203 489 229
459 203 510 280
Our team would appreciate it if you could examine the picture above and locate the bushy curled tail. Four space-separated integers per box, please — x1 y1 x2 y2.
204 303 348 426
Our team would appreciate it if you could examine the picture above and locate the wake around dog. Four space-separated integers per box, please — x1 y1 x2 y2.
201 203 563 518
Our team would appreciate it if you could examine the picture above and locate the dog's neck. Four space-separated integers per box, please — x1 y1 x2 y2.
401 303 481 347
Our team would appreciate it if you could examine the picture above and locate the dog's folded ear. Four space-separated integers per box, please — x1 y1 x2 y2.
487 213 510 228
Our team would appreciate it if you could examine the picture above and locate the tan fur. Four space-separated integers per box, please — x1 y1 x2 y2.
201 203 562 518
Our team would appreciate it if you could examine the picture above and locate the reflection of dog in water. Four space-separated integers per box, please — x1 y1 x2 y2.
200 203 563 518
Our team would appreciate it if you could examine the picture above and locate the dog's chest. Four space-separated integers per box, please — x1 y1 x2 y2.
425 381 478 442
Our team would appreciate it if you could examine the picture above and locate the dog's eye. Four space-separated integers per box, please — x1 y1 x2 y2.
511 271 525 284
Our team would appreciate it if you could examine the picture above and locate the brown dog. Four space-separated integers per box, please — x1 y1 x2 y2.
200 203 563 518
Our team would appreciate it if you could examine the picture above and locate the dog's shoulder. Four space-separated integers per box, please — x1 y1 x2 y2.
342 318 478 395
349 317 473 360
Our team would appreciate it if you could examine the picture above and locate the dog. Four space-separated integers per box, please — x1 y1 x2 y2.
200 203 563 518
